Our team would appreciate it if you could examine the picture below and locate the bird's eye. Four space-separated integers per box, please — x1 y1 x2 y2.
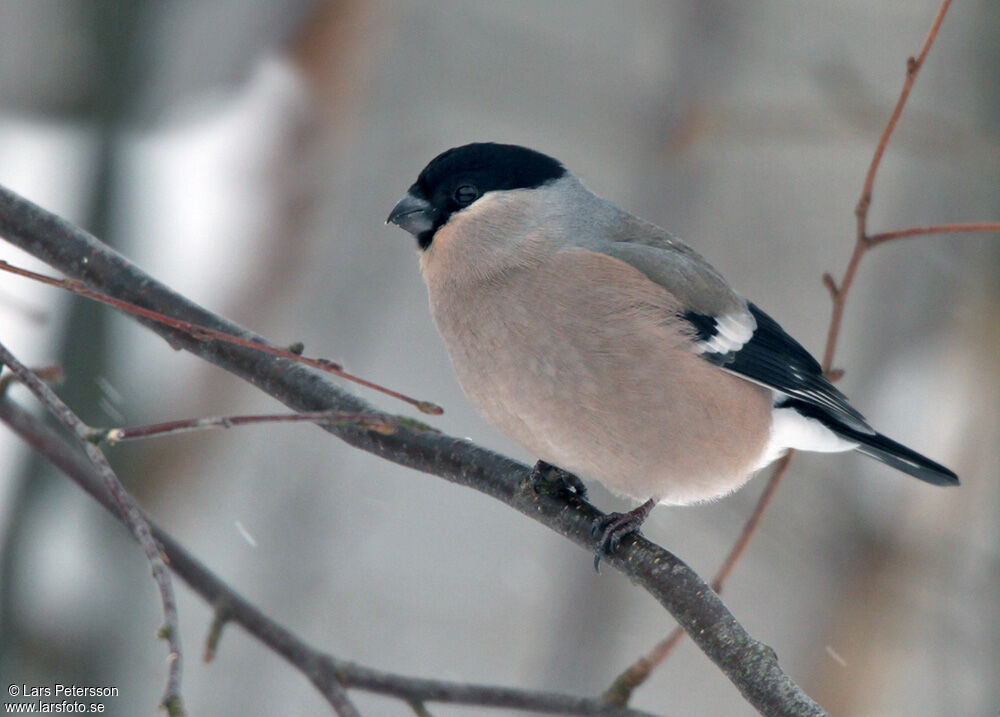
453 184 479 205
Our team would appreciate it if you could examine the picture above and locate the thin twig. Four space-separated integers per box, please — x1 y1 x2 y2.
829 0 954 372
0 180 825 717
408 701 435 717
0 363 64 395
855 0 954 234
709 454 795 590
867 221 1000 246
605 0 969 703
203 608 230 663
99 410 405 444
0 343 185 715
603 453 795 705
820 237 867 373
0 396 659 717
0 259 442 416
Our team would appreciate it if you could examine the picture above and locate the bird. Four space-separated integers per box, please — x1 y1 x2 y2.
386 142 958 566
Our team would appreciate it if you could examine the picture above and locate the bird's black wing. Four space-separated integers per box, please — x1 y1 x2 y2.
684 302 873 434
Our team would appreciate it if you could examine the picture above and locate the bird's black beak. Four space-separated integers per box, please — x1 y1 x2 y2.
386 192 437 239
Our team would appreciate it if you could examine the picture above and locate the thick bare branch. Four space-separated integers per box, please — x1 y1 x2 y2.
0 398 659 717
603 453 795 705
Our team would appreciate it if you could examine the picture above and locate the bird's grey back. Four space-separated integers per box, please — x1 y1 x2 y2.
549 175 747 317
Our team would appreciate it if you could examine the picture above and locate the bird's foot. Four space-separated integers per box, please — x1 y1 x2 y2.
590 498 656 572
529 460 587 499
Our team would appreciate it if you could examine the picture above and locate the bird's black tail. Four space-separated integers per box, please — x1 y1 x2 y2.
782 399 959 486
837 424 958 486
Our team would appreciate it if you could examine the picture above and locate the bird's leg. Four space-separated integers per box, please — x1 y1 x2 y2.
591 498 656 571
529 460 587 499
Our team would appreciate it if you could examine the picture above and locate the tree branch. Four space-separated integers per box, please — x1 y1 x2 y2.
867 221 1000 246
831 0 955 371
0 258 441 415
0 398 659 717
0 343 185 716
854 0 954 234
0 182 823 714
602 454 795 705
98 409 405 444
601 0 1000 702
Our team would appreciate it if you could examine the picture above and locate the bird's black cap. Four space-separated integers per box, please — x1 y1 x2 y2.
389 143 566 249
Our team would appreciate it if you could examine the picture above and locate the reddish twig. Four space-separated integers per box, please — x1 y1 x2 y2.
0 259 442 416
98 410 405 444
605 0 983 703
602 454 795 705
854 0 954 234
867 221 1000 246
829 0 956 371
0 342 185 715
820 237 867 372
709 454 795 589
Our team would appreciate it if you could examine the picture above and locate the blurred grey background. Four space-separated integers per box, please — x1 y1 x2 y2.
1 1 998 715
